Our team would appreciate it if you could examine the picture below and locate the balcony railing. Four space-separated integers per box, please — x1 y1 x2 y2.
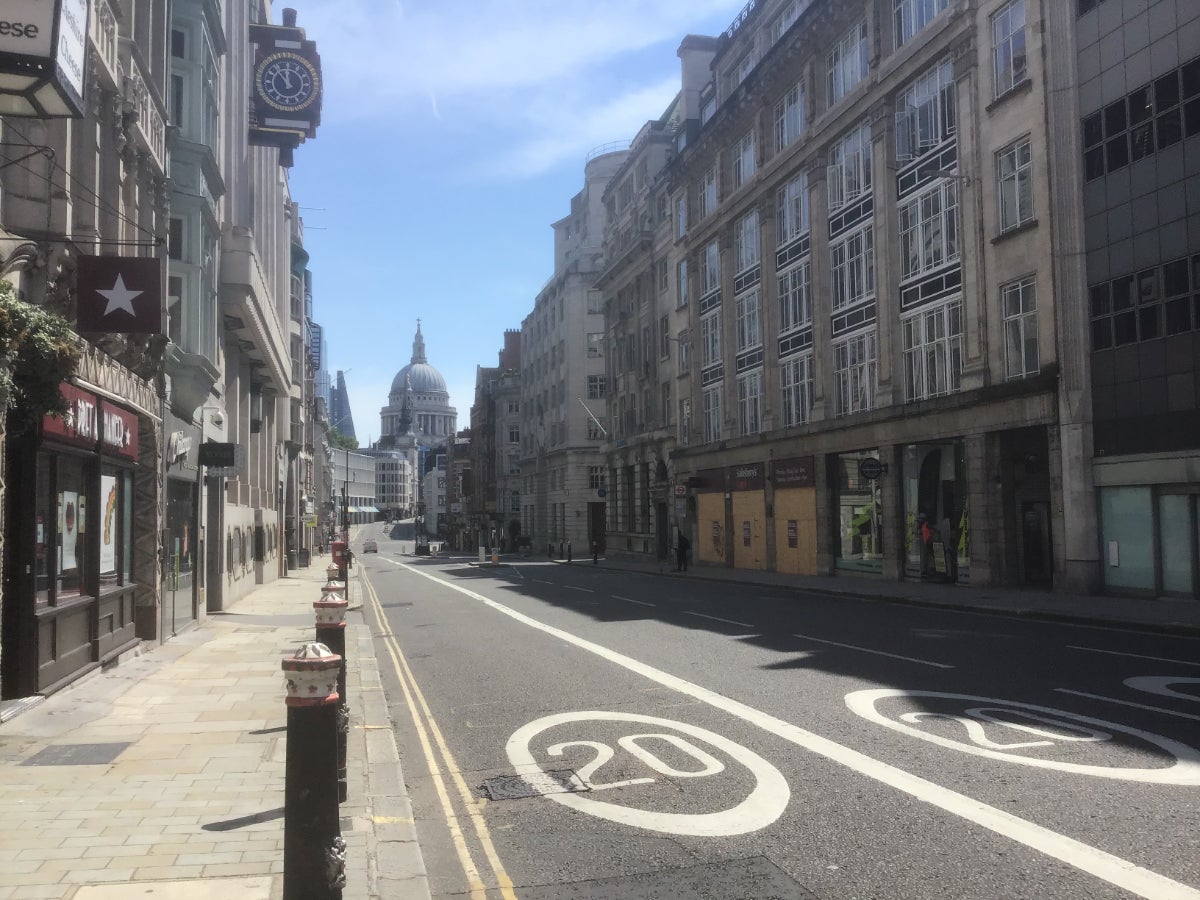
120 40 166 175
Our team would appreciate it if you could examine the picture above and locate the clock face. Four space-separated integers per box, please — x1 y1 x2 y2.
256 51 319 112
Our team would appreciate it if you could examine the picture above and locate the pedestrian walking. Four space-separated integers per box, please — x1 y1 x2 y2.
676 532 690 572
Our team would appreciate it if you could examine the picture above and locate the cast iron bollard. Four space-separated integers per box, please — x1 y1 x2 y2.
314 595 350 803
282 643 346 900
592 541 598 564
567 540 572 563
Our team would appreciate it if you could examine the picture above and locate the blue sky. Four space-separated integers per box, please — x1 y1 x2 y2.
287 0 748 443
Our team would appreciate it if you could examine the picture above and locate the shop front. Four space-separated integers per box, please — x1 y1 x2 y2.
771 455 817 576
729 462 766 571
2 384 143 697
834 449 884 574
692 468 727 567
901 441 969 583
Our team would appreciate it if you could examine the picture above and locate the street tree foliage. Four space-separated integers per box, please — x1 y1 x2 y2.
328 426 358 450
0 280 82 435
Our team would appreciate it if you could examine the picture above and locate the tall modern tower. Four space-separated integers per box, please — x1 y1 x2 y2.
330 369 357 440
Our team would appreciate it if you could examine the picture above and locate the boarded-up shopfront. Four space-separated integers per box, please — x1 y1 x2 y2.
772 455 817 575
692 468 727 566
730 462 765 570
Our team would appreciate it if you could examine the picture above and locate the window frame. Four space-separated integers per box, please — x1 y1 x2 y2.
898 179 959 279
833 328 878 416
1002 276 1039 379
992 0 1028 98
780 352 814 427
997 135 1034 232
830 221 875 311
827 20 869 106
735 288 762 352
738 369 764 436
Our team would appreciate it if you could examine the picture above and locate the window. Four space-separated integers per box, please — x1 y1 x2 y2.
770 0 808 43
894 0 950 47
587 418 604 440
589 466 606 490
778 259 812 332
902 298 963 400
726 52 756 95
677 329 691 374
774 83 806 152
833 329 878 416
587 375 606 399
777 171 809 245
1002 277 1039 378
657 259 669 293
830 223 875 310
896 61 956 161
679 397 692 445
827 20 868 105
700 240 721 296
587 290 604 314
734 210 760 273
701 312 722 368
827 122 872 209
899 180 958 278
703 384 724 443
676 195 688 238
677 259 689 307
780 353 814 426
997 136 1033 232
992 0 1027 97
511 491 521 513
587 332 604 358
508 401 521 413
508 426 520 443
659 315 670 358
736 289 762 351
733 131 756 190
738 370 763 435
700 166 718 218
1092 254 1200 349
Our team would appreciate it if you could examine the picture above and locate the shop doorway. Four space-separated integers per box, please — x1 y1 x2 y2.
588 502 606 555
1021 501 1053 585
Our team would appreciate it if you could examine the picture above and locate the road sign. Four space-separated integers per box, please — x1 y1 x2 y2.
674 484 686 496
858 457 884 480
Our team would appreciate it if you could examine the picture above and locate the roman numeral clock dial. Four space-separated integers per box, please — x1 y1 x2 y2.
255 51 320 112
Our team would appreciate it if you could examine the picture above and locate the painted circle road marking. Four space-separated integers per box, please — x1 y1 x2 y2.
505 711 789 836
1124 676 1200 702
846 689 1200 784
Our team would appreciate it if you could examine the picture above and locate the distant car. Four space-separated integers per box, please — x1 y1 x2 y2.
362 539 378 553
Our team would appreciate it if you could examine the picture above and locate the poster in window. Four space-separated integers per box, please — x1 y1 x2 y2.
100 475 118 575
787 520 798 548
59 491 79 573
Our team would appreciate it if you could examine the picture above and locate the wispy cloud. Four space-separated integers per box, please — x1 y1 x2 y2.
297 0 743 176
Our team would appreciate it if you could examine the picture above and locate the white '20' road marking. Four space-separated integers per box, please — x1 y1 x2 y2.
395 563 1200 900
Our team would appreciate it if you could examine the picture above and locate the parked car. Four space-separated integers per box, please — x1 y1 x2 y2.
362 539 378 553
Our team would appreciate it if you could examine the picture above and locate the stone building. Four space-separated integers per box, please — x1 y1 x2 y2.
520 148 628 555
468 331 522 546
650 0 1096 591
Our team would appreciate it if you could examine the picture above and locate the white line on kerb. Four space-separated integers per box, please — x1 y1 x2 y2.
791 632 953 669
683 611 754 629
613 596 655 606
396 562 1199 900
1068 645 1200 668
1054 688 1200 723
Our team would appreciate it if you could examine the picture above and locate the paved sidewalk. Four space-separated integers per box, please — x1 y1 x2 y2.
545 551 1200 636
0 555 430 900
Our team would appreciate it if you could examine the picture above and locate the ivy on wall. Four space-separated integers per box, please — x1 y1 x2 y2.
0 280 82 436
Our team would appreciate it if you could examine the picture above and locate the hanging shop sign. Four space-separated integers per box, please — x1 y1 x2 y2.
76 255 163 334
0 0 88 116
248 12 322 166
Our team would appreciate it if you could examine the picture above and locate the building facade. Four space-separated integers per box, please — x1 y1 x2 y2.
520 149 628 555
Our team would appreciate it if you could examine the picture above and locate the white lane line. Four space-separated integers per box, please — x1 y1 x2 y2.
792 632 953 670
564 585 595 594
613 596 655 606
683 611 754 629
396 562 1197 900
1068 646 1200 668
1054 689 1200 723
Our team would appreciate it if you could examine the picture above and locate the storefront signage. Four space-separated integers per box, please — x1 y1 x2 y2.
691 468 727 493
42 383 99 449
100 402 138 460
858 457 885 480
198 442 237 467
728 463 764 492
771 456 814 488
76 255 163 334
0 0 89 116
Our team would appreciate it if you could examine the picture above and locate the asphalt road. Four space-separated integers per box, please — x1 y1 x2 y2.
356 543 1200 900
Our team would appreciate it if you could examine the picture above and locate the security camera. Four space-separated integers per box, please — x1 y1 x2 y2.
210 411 224 428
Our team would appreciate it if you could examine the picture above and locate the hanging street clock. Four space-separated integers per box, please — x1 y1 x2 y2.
248 10 323 166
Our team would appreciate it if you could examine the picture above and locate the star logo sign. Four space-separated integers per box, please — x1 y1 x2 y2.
96 274 143 317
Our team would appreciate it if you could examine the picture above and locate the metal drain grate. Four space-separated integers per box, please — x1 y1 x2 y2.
480 769 588 801
21 742 131 766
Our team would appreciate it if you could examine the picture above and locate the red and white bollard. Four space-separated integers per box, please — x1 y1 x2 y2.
282 643 345 900
314 595 349 803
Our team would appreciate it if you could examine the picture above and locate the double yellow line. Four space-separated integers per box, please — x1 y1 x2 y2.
362 572 518 899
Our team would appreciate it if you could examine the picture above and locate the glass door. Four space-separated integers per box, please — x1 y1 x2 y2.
1159 493 1197 598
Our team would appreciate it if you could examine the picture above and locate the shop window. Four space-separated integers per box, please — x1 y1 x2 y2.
835 451 883 573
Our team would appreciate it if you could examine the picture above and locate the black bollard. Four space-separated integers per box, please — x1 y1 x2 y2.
559 540 564 558
592 541 598 564
282 644 346 900
315 591 350 803
567 540 572 563
548 542 553 557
